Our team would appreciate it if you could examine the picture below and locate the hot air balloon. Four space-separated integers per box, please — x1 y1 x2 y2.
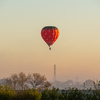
41 26 59 50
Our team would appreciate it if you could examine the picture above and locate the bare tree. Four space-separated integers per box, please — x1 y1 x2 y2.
5 73 19 90
27 73 51 89
5 72 28 90
5 72 51 90
42 81 51 89
18 72 28 90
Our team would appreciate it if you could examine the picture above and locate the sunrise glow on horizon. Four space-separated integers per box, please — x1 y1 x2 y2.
0 0 100 82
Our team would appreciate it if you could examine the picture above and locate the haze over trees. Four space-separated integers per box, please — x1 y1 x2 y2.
27 73 51 89
4 72 51 90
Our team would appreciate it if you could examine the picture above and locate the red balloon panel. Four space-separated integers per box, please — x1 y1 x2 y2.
41 26 59 46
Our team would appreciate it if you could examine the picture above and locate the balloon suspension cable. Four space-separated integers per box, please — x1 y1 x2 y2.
49 47 51 50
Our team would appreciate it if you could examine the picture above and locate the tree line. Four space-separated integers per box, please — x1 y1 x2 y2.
4 72 51 90
0 72 100 100
0 85 100 100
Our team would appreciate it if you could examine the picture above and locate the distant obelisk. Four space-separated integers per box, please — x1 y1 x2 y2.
54 64 56 82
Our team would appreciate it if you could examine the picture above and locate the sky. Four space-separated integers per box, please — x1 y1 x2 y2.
0 0 100 82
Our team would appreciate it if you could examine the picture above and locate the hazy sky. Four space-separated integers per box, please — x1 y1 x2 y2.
0 0 100 82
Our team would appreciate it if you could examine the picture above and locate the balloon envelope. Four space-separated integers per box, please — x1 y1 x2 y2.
41 26 59 49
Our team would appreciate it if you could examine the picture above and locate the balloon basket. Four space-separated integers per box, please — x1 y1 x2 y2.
49 47 51 50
